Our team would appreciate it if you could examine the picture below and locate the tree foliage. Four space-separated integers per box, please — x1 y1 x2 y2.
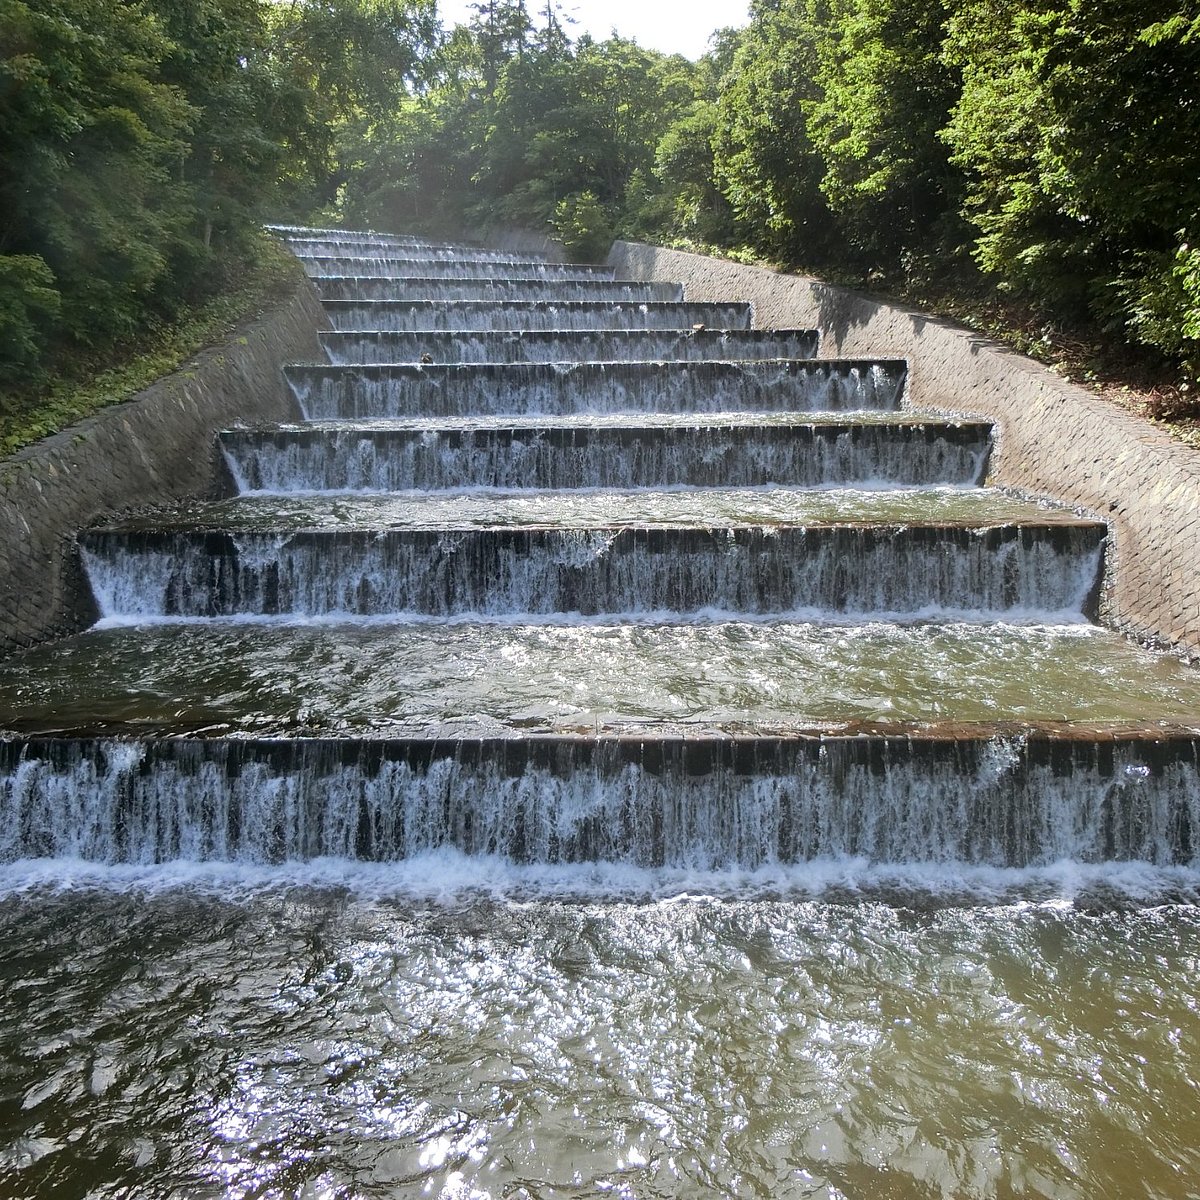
0 0 435 393
3 0 1199 394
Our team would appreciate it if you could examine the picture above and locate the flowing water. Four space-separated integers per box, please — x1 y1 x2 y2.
284 360 907 419
5 891 1200 1200
220 418 988 492
318 328 821 365
312 278 685 304
2 227 1200 1198
301 258 613 281
320 300 753 332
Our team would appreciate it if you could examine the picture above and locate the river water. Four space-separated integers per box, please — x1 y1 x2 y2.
2 881 1199 1198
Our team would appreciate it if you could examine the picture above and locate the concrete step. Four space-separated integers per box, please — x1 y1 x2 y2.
80 494 1105 621
219 417 991 492
312 277 684 304
319 328 820 364
2 725 1199 867
320 300 753 331
284 359 909 419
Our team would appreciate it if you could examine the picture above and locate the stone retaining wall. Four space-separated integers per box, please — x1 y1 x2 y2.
609 241 1200 657
0 281 328 656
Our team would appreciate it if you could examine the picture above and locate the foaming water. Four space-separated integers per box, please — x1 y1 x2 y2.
286 360 908 419
301 257 612 281
79 523 1104 621
0 226 1197 1196
312 276 684 304
321 300 752 332
1 884 1200 1198
4 851 1200 905
319 328 821 365
3 736 1198 869
221 423 987 492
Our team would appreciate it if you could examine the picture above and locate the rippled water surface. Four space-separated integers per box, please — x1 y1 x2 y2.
2 889 1200 1198
4 622 1199 737
99 488 1082 533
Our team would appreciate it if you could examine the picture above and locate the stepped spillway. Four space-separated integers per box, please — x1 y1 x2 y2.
2 225 1198 876
319 327 821 364
321 298 753 331
312 276 685 303
4 224 1200 1197
300 256 615 280
284 359 908 418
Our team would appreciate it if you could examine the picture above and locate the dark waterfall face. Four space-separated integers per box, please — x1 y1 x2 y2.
3 226 1200 1200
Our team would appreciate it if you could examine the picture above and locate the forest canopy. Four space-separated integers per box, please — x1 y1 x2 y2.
2 0 1198 393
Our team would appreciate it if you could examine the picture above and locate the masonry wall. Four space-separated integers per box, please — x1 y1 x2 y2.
610 241 1200 657
0 281 328 656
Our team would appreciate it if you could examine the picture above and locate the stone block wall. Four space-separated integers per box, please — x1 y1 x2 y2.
609 240 1200 656
0 281 328 656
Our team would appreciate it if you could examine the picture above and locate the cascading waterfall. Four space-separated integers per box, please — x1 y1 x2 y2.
321 300 753 331
285 240 552 261
6 227 1200 1200
285 360 909 419
301 257 615 280
80 525 1104 621
319 328 821 365
2 224 1195 881
220 420 990 493
3 737 1198 868
311 276 685 303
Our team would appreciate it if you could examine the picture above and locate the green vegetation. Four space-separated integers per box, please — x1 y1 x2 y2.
0 0 436 416
3 0 1198 445
0 236 300 460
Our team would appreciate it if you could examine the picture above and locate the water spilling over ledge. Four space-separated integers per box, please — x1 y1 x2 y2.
79 520 1104 621
285 359 908 419
220 419 990 492
321 299 753 331
313 276 685 304
319 327 821 365
3 735 1199 868
301 256 614 280
4 223 1200 1198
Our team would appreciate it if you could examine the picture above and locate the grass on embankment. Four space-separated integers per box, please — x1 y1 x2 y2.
0 235 304 462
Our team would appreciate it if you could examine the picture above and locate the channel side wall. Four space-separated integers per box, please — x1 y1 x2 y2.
0 280 328 656
609 241 1200 656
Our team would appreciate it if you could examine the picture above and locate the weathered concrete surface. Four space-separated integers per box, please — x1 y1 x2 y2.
610 241 1200 657
0 281 328 656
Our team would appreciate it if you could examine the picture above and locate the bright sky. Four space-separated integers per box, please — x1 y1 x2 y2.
436 0 750 60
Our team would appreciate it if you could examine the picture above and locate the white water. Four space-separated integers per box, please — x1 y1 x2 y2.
313 276 685 303
321 300 753 331
5 851 1200 906
6 224 1174 893
220 424 987 492
2 738 1197 871
301 257 613 280
80 527 1104 620
286 361 908 419
319 328 821 364
289 240 551 260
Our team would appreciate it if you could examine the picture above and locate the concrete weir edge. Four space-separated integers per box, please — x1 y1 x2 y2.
0 278 329 656
607 240 1200 658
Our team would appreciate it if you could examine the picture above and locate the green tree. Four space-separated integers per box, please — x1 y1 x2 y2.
807 0 962 268
712 0 839 264
943 0 1200 354
0 0 194 354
